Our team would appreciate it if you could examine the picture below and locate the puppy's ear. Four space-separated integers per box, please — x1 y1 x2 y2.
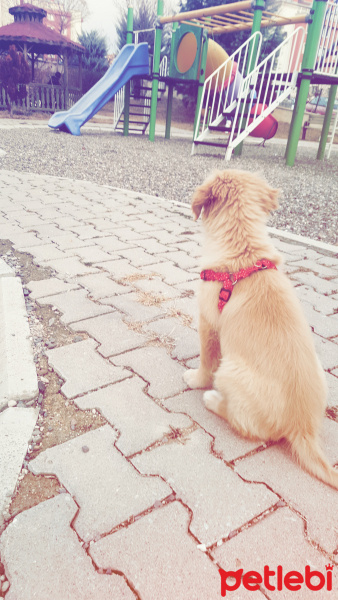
191 182 212 220
191 171 222 220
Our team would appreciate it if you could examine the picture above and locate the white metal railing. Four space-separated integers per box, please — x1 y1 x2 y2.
159 55 168 86
315 0 338 76
225 27 305 160
113 85 125 129
192 32 262 152
113 55 168 131
134 28 155 45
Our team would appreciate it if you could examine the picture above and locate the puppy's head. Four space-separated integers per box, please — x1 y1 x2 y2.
191 169 279 223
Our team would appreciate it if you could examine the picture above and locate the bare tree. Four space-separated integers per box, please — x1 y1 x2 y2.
42 0 89 36
1 0 89 36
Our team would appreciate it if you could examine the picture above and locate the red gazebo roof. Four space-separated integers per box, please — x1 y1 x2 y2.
0 3 84 54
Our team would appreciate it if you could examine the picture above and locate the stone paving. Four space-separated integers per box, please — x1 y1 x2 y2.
0 168 337 599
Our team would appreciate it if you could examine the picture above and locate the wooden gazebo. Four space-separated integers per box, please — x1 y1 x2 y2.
0 2 85 112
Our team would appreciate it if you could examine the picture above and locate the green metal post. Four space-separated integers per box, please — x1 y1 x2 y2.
193 30 209 139
285 0 328 166
149 0 164 141
123 5 134 137
165 84 174 139
234 0 265 157
165 22 178 139
317 83 337 159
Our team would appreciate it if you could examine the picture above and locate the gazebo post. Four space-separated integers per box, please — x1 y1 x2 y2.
63 50 69 109
79 53 82 92
31 52 35 81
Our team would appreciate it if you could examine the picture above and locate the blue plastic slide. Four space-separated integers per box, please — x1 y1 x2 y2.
48 43 149 136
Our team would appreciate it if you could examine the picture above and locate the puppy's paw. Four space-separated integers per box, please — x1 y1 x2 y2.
203 389 222 414
183 369 212 389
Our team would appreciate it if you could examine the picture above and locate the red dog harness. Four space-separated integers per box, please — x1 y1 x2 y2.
201 259 277 312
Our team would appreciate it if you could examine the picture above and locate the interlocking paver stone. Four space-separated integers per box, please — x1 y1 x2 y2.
118 247 162 267
212 507 338 599
52 234 93 250
269 237 298 255
75 377 191 455
294 285 338 315
73 245 115 264
288 259 336 278
7 231 46 249
164 295 199 330
316 255 338 271
76 272 130 298
108 226 146 241
37 288 113 324
46 338 129 398
284 247 325 261
13 212 45 227
90 502 236 600
145 317 199 360
172 239 201 257
164 390 262 461
70 225 107 239
31 223 68 238
235 418 338 553
291 271 338 295
71 312 147 357
38 255 100 277
143 261 197 284
326 372 338 406
96 236 134 252
147 229 178 244
104 291 167 322
301 301 338 338
132 429 278 544
0 494 135 600
20 243 67 262
97 258 139 279
313 334 338 371
158 250 199 270
132 276 182 299
112 346 187 398
30 425 171 541
134 237 170 254
27 277 79 299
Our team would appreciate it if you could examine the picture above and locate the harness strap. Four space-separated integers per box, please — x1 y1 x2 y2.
201 259 277 312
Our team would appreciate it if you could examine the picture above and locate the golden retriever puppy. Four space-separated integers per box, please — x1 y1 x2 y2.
183 169 338 490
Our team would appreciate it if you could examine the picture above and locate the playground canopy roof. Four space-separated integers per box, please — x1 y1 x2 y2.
160 0 309 35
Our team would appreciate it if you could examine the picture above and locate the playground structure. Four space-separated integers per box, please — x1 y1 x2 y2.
120 0 338 165
49 0 338 166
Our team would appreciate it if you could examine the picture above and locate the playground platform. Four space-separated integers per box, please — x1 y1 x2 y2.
0 163 337 598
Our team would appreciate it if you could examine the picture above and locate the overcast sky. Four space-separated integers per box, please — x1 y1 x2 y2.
82 0 122 53
82 0 178 53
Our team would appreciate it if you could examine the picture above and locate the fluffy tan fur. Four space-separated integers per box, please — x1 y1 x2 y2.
184 169 338 490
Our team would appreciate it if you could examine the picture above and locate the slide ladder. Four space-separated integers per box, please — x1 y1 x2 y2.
113 56 167 134
192 28 305 159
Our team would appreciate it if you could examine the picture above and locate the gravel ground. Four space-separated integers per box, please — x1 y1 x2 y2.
0 126 337 245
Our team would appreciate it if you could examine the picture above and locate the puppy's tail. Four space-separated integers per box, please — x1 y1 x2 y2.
289 432 338 490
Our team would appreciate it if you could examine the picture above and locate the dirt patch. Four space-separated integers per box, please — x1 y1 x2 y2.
0 240 107 524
